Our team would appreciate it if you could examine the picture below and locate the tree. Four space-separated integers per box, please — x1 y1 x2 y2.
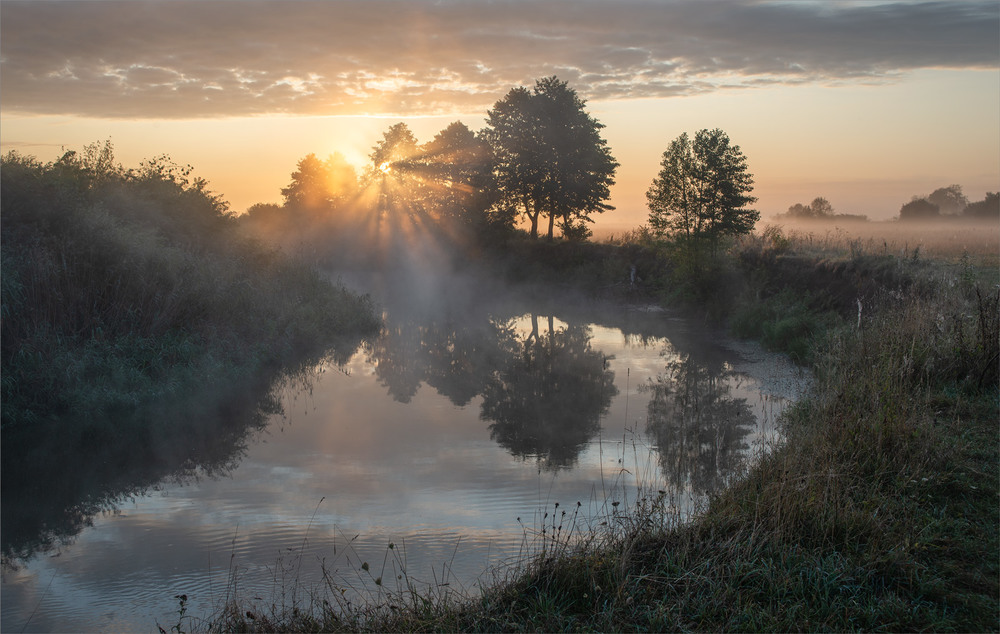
281 152 358 209
899 197 940 221
368 122 418 176
411 121 493 224
782 198 832 219
646 132 698 237
785 202 813 219
367 122 421 218
483 77 618 240
810 196 834 217
646 128 758 256
243 202 283 223
963 192 999 220
928 185 968 215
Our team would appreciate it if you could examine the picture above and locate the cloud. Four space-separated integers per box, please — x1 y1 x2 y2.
1 0 996 118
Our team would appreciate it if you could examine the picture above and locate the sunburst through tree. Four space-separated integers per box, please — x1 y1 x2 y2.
354 121 493 269
239 77 622 267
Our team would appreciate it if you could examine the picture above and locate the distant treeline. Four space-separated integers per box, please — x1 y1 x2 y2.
778 187 999 223
775 196 869 222
1 142 379 428
898 185 998 221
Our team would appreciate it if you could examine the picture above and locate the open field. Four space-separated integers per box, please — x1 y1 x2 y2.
759 217 1000 268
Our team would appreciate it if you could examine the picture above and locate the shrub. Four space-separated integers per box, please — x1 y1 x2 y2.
1 147 379 428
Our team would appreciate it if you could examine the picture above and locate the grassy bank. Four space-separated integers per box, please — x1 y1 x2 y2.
1 145 380 429
202 225 998 632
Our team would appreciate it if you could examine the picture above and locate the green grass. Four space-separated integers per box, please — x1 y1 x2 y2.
197 227 998 632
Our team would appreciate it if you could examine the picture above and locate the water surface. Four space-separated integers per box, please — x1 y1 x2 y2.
2 277 806 632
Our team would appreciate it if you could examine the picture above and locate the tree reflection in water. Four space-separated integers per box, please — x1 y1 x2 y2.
0 342 364 568
642 354 756 495
365 321 426 403
364 316 506 407
365 310 616 469
482 314 617 470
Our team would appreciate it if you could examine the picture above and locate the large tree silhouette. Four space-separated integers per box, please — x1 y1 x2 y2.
928 185 968 216
413 122 492 222
647 128 757 260
899 197 940 221
369 123 419 175
483 77 618 240
963 192 999 219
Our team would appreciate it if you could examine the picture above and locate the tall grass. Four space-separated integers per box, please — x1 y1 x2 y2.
761 217 1000 269
456 269 996 632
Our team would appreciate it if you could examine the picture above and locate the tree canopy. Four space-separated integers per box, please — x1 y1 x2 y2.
482 76 618 240
928 185 968 216
646 128 758 252
406 121 493 224
281 152 358 209
963 192 999 219
899 197 940 221
896 187 997 222
783 196 834 219
369 122 419 177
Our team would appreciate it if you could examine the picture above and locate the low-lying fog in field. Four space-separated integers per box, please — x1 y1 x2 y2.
755 217 999 264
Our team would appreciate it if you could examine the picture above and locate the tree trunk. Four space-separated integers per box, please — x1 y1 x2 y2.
546 212 555 241
547 315 555 353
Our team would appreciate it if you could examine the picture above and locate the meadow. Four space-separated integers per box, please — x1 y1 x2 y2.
759 216 1000 267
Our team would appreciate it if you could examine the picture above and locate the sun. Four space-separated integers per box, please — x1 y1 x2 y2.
379 161 392 174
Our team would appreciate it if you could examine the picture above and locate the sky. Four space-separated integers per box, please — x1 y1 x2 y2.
2 0 998 233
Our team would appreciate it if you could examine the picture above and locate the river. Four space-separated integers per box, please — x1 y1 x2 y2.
1 273 806 632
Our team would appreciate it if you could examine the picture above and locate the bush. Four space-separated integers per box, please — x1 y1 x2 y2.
1 147 380 428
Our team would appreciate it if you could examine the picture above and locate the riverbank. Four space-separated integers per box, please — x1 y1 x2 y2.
2 144 378 431
204 227 998 631
1 148 380 432
1 149 383 566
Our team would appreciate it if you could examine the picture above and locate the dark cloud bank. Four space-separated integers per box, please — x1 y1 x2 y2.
2 0 997 118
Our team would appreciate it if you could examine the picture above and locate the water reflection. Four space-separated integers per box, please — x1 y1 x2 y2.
1 279 807 633
2 286 789 568
0 339 365 568
365 308 617 469
642 353 756 494
483 315 617 469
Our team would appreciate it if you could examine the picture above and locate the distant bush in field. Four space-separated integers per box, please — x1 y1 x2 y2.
899 197 940 221
963 192 999 220
896 186 998 223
